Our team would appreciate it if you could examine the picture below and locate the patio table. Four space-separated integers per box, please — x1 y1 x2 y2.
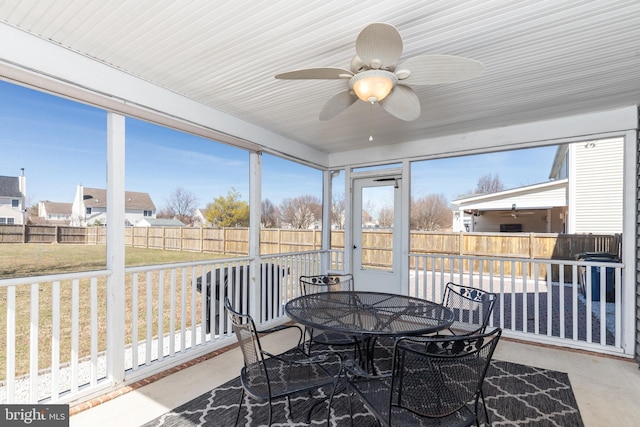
285 291 454 372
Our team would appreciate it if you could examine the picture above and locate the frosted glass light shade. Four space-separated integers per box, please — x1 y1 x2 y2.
350 70 397 102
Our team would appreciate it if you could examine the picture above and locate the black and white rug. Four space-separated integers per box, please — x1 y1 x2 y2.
142 341 583 427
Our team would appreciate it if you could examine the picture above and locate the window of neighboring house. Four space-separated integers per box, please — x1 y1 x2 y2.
86 207 92 215
11 199 19 208
7 218 14 225
0 218 5 224
143 210 153 217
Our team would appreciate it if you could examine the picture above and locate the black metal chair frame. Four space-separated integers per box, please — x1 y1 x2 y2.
224 297 340 426
299 274 362 356
339 328 502 427
442 282 498 336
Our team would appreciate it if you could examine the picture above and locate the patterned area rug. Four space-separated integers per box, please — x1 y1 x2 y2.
142 340 583 427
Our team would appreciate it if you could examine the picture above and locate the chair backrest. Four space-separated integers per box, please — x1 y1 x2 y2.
225 297 270 397
442 282 497 333
299 273 354 295
389 328 502 421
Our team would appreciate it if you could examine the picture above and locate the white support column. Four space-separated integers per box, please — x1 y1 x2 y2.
321 170 332 272
399 160 411 296
106 112 126 383
343 167 353 277
621 129 637 355
248 151 262 319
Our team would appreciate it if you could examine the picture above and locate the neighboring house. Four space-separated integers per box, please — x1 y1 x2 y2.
135 218 184 227
0 171 26 225
192 208 210 226
451 137 623 234
38 201 72 225
71 185 156 226
451 180 568 233
549 137 623 234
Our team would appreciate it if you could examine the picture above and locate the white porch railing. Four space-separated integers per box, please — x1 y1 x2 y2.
409 254 624 355
1 250 625 405
0 251 325 405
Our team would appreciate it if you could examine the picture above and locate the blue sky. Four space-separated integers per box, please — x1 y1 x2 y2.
0 80 556 211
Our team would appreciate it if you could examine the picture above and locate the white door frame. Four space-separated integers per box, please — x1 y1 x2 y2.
350 167 405 293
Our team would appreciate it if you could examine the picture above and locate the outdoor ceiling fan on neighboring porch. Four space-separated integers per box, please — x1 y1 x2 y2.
275 22 484 121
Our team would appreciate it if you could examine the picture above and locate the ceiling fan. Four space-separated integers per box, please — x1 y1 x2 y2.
275 22 484 121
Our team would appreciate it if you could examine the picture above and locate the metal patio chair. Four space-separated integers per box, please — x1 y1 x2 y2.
299 274 362 355
442 282 497 336
340 328 502 426
225 297 340 426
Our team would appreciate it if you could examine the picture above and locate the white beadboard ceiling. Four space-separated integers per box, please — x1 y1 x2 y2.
1 0 639 157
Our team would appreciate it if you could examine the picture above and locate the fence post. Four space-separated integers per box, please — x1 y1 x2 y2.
223 227 227 254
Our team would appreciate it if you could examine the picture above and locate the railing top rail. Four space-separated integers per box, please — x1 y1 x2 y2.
0 269 111 287
409 253 623 267
123 250 327 274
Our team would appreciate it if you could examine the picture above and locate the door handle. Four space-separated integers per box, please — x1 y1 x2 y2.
353 245 358 249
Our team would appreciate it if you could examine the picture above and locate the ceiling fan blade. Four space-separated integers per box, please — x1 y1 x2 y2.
379 85 421 121
355 23 403 69
275 67 353 79
319 90 358 120
396 55 484 85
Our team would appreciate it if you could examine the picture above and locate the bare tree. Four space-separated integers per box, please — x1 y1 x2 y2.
411 194 452 231
474 173 505 195
331 193 345 229
261 198 280 228
279 195 321 229
161 186 198 225
378 205 394 227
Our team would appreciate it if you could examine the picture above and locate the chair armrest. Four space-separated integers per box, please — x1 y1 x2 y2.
257 324 304 347
263 350 330 365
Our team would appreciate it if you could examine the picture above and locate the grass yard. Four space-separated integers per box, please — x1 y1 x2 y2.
0 244 229 380
0 244 223 279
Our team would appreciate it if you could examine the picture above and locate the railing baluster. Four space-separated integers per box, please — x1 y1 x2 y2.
572 264 578 341
523 261 528 334
29 283 39 402
71 279 79 394
169 268 176 357
131 273 139 370
90 277 98 385
158 269 164 360
6 285 16 403
181 268 187 352
586 267 592 343
51 281 60 400
614 267 621 348
146 271 153 365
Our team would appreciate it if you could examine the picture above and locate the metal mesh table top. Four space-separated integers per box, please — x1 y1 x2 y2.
285 291 454 337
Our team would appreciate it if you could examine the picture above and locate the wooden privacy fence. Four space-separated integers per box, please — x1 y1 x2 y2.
0 224 620 265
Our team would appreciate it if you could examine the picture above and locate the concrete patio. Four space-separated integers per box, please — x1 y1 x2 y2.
69 327 640 427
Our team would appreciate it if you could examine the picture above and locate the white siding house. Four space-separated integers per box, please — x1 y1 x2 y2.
37 201 72 225
71 185 156 226
550 137 624 234
452 137 624 234
0 172 26 225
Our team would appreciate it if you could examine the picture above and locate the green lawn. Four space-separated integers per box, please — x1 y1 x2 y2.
0 244 224 279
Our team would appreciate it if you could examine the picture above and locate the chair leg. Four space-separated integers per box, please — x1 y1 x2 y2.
234 388 244 426
480 389 491 425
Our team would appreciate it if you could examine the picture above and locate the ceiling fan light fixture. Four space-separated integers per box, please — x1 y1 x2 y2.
350 70 397 103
